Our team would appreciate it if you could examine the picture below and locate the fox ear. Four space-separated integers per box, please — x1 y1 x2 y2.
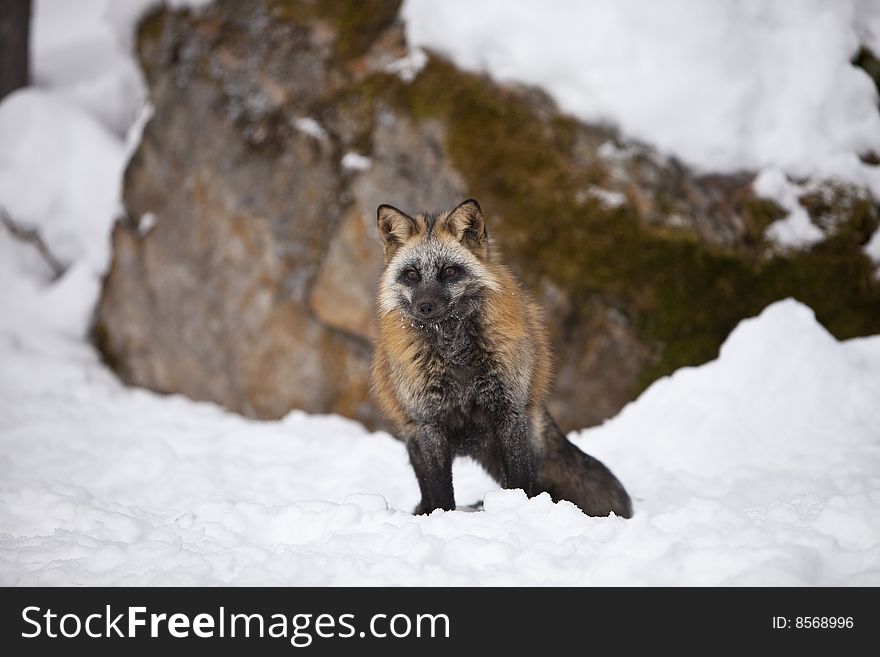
445 199 487 257
377 204 417 258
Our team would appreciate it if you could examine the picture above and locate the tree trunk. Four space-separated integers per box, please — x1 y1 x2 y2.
0 0 32 101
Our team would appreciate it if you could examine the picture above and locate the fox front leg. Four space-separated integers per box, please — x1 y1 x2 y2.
407 423 455 514
496 411 538 497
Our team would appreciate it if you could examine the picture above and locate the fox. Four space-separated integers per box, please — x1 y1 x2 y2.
370 199 633 518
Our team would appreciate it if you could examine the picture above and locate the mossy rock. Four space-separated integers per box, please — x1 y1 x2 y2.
98 0 880 432
267 0 401 60
362 56 880 389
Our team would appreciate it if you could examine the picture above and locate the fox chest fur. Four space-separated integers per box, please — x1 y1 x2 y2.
384 310 532 452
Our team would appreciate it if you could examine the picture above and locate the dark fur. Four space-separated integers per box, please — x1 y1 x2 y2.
372 200 632 518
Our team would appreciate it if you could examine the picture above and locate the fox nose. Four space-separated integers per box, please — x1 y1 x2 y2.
413 288 447 319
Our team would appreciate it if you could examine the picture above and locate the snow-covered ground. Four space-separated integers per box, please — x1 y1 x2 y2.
2 264 879 585
1 1 879 586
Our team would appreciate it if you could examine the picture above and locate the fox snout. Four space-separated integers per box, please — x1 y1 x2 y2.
411 284 449 320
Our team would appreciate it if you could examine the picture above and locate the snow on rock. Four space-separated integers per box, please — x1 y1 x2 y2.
384 47 428 83
341 152 373 171
293 117 329 141
576 185 627 209
753 168 824 249
0 89 126 273
865 225 880 269
402 0 880 196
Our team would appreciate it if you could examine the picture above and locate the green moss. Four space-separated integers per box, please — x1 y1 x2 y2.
364 55 880 390
741 196 786 247
268 0 401 60
798 184 874 233
319 0 401 60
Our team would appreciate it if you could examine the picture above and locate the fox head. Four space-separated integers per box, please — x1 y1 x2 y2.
375 199 500 323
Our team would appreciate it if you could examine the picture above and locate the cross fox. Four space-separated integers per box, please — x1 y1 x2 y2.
371 199 633 518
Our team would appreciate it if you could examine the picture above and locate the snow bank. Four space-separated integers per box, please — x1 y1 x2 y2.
0 0 213 275
0 89 125 273
580 300 880 493
32 0 213 134
402 0 880 197
0 0 145 277
32 0 145 135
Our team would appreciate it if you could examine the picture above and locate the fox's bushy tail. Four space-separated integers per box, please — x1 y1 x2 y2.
537 407 633 518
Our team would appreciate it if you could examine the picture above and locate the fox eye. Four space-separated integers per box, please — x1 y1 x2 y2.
403 268 420 283
441 266 459 280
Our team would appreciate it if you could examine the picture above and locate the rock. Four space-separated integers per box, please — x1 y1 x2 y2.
95 0 880 433
97 1 376 423
309 110 467 341
308 206 380 341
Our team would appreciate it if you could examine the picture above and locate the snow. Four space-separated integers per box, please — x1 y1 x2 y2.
576 185 627 209
341 152 373 172
866 226 880 264
0 0 208 275
402 0 880 199
32 0 212 134
293 117 329 141
384 47 428 83
0 89 126 273
136 212 157 237
753 168 824 249
31 0 146 135
1 0 879 586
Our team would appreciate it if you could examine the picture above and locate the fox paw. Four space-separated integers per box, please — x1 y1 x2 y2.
413 500 455 515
